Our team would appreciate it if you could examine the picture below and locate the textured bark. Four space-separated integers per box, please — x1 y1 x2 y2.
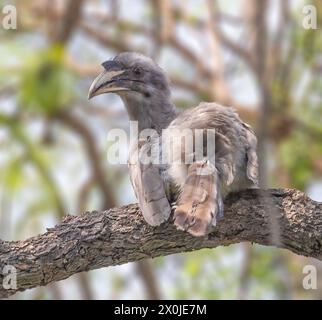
0 188 321 298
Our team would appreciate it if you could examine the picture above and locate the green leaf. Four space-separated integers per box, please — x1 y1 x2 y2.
18 45 75 114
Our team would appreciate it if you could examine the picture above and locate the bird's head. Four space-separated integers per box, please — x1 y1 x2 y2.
88 52 171 100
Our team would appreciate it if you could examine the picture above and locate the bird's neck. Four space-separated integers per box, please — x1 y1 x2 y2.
121 93 178 133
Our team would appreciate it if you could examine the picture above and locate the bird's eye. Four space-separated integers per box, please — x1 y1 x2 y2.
133 66 143 76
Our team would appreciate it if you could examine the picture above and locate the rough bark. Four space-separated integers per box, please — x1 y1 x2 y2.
0 188 321 298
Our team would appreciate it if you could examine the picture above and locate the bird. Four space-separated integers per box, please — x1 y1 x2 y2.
88 52 258 237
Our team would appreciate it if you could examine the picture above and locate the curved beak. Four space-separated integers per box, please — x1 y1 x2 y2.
88 69 128 99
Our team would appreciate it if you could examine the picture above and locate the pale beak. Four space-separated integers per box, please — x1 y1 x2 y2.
88 69 128 99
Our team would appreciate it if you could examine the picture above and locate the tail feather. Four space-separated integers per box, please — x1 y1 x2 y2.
173 160 223 237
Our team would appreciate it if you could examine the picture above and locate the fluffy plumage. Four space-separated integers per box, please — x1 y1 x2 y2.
88 52 259 237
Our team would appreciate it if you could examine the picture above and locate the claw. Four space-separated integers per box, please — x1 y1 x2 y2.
170 201 178 209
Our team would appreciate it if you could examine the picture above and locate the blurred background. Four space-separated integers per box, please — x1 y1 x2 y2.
0 0 322 299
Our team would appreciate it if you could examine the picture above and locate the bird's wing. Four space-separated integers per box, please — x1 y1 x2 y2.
168 102 258 187
169 102 258 236
129 139 171 226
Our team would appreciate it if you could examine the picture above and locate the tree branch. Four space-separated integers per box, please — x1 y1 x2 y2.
0 188 321 298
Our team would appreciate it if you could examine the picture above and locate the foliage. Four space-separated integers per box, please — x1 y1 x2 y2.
0 0 321 300
19 46 75 114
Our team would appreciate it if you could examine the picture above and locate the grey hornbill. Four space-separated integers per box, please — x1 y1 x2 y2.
88 52 258 237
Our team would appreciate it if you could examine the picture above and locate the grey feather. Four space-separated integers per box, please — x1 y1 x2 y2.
129 138 171 226
90 52 259 235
